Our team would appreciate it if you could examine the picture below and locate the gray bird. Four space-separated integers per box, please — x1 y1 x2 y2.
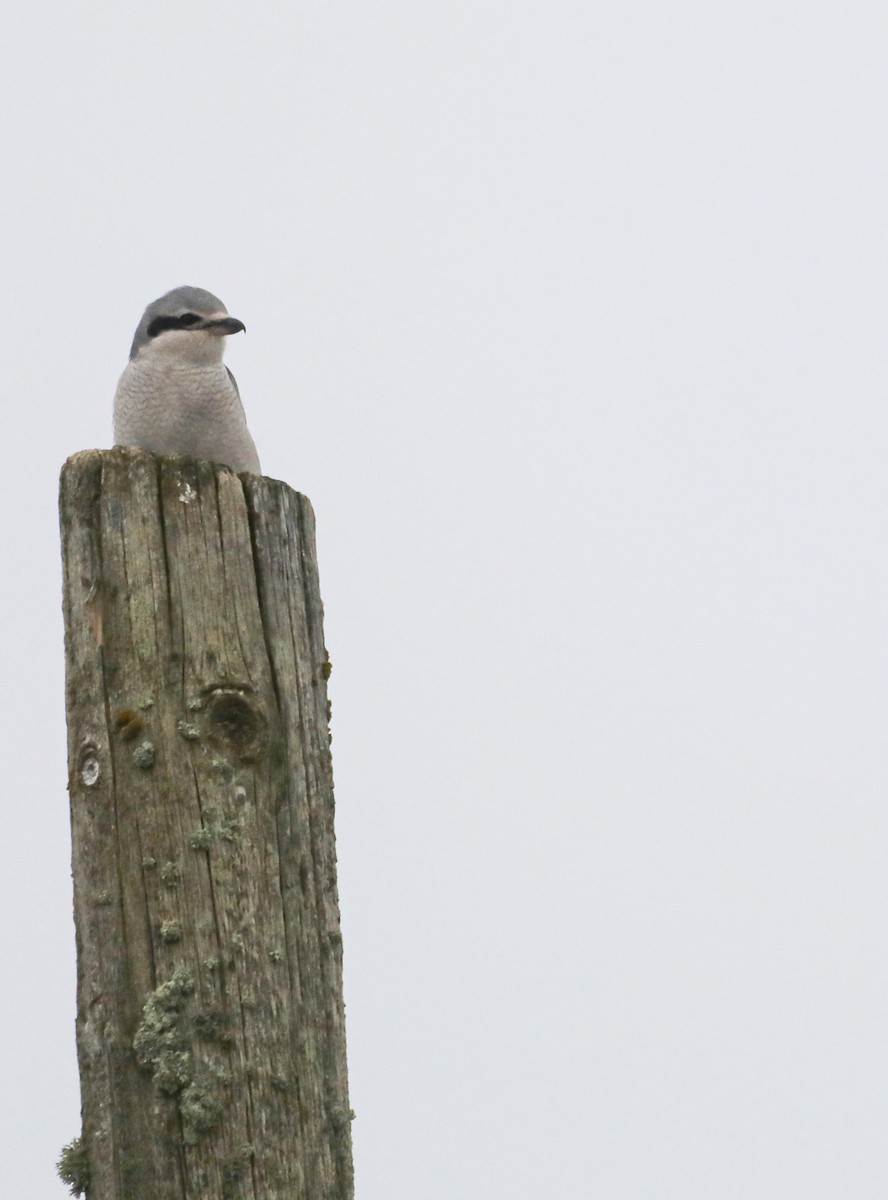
114 286 261 474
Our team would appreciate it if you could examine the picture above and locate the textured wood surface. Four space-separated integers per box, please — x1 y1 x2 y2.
60 448 353 1199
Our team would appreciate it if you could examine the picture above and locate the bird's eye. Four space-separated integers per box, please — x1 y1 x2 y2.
178 313 201 326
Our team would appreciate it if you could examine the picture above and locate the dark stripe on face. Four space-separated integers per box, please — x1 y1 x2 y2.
146 313 201 338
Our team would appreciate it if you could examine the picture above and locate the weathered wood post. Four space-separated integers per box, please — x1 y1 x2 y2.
59 448 353 1199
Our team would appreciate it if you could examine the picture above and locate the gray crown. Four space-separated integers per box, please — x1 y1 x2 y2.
129 286 228 359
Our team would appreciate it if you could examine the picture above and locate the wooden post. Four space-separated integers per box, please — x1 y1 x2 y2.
59 448 353 1199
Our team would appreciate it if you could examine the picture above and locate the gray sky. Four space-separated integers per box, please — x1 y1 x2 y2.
3 2 888 1195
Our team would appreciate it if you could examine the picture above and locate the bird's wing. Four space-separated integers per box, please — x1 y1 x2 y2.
226 366 249 421
225 366 262 474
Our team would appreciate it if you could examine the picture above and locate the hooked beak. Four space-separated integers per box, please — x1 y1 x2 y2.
200 316 246 336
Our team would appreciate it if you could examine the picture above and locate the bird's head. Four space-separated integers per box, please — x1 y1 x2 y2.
129 286 245 364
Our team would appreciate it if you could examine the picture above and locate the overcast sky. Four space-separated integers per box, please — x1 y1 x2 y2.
3 2 888 1196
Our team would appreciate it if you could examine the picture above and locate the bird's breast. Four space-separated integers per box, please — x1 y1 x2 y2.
113 358 259 473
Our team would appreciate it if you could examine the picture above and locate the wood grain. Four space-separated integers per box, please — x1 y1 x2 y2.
60 448 353 1199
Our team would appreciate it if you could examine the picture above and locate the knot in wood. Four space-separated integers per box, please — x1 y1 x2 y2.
204 688 267 761
78 743 101 788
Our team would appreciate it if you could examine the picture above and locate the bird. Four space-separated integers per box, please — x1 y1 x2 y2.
113 286 261 474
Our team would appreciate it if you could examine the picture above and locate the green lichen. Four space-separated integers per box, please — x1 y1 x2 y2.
268 947 283 963
57 1136 90 1196
210 1063 233 1086
192 806 239 847
189 827 213 851
142 856 157 869
328 1104 355 1132
160 861 181 888
160 919 182 943
177 720 201 741
132 740 156 769
133 967 231 1142
212 757 236 783
133 965 194 1095
218 816 239 843
180 1077 224 1143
